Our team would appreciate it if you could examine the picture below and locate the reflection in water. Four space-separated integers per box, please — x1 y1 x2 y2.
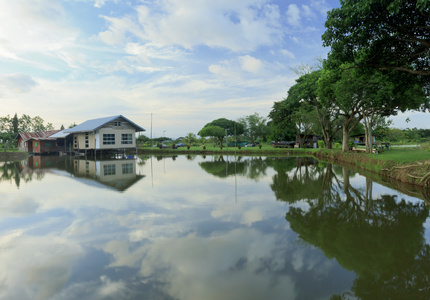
5 156 145 192
284 164 430 299
0 155 429 299
198 155 268 180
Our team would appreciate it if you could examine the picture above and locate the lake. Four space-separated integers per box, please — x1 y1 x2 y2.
0 154 429 300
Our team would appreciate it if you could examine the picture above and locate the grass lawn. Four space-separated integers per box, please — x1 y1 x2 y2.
140 144 320 155
372 147 430 163
140 143 429 164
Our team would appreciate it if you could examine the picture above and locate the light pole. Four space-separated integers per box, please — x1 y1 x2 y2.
225 129 229 150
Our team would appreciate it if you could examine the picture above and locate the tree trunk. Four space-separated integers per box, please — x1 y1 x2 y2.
363 114 374 153
342 125 350 152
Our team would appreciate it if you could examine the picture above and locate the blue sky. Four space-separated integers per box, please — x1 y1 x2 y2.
0 0 427 138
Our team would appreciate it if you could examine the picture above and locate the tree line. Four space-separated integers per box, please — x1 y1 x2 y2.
270 0 429 153
0 113 54 144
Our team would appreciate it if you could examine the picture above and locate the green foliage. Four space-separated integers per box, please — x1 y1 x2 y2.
0 114 54 133
334 143 341 149
12 114 19 134
318 140 325 148
322 0 430 80
184 132 197 144
268 101 296 141
237 113 270 143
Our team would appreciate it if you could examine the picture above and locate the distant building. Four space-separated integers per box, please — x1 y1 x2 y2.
351 134 376 145
16 130 62 154
51 115 145 155
18 115 145 155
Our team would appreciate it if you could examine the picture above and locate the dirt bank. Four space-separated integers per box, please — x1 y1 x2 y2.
0 152 29 162
314 150 430 188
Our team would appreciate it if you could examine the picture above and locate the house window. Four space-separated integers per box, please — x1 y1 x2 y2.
122 163 133 174
103 164 116 176
35 142 38 147
45 142 51 147
103 134 115 145
85 133 89 148
74 136 78 148
114 121 121 127
121 134 133 144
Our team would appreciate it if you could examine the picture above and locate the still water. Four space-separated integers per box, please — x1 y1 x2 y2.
0 155 429 300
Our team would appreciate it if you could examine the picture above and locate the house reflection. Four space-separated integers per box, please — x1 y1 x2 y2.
19 156 145 192
72 158 144 192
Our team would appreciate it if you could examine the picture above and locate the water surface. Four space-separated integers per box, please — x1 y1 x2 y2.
0 155 429 300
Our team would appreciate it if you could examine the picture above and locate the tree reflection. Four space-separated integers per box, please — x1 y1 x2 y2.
283 164 430 299
269 157 326 203
198 156 268 180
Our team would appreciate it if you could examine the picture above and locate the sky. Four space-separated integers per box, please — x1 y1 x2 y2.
0 0 428 139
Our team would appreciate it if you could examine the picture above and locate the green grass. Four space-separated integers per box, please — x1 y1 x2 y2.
372 147 429 163
139 143 320 155
139 143 430 165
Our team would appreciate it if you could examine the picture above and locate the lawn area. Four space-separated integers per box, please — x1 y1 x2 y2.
374 147 430 163
139 143 320 155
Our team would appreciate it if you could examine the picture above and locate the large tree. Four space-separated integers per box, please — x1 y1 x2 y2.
287 70 342 149
322 0 430 78
237 113 270 143
318 62 428 152
198 118 244 145
198 125 225 146
268 101 296 142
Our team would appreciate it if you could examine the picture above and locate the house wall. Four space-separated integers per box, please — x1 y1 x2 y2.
72 119 137 150
32 140 41 153
38 140 62 154
18 137 27 152
98 128 136 149
73 132 96 150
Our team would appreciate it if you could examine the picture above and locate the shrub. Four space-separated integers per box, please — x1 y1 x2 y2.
157 143 162 149
259 144 262 149
318 140 325 148
187 144 191 150
334 143 341 149
203 145 206 150
238 145 241 150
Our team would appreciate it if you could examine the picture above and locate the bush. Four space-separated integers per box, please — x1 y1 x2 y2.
318 140 325 148
334 143 341 149
187 144 191 150
259 144 262 149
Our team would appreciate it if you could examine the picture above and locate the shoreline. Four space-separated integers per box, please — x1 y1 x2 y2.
3 148 429 191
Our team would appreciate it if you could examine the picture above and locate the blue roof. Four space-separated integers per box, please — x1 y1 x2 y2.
63 115 145 133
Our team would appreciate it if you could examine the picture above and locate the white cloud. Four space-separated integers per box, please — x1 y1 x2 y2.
281 49 296 59
0 0 77 59
239 55 264 74
302 4 315 18
98 0 283 52
286 4 301 27
310 0 332 15
0 74 37 94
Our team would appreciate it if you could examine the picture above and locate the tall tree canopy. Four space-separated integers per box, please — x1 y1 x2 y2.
237 113 270 143
198 118 244 146
322 0 430 78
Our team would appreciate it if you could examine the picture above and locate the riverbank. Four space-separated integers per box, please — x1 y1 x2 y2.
313 149 430 188
0 151 29 162
139 147 430 188
3 147 429 188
